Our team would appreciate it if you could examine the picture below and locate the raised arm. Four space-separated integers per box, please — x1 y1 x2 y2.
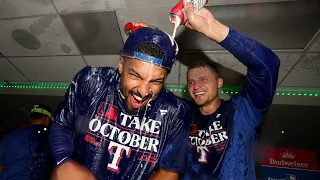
220 28 280 111
184 2 280 113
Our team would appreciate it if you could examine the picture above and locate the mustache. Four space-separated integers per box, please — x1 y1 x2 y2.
129 89 153 102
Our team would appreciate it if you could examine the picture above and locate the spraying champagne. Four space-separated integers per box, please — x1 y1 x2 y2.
169 0 209 38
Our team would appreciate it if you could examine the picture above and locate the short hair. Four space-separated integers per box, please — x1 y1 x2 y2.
187 60 220 78
135 42 165 59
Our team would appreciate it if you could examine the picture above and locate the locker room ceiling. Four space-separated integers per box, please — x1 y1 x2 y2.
0 0 320 100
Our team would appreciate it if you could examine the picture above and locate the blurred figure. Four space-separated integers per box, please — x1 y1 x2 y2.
0 104 54 180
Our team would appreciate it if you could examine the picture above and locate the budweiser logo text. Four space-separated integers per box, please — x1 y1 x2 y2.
269 158 308 168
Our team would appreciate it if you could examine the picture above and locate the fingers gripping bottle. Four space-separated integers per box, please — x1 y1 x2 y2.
169 0 208 38
169 0 208 24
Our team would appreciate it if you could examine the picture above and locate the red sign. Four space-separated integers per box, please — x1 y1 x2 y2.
260 146 319 171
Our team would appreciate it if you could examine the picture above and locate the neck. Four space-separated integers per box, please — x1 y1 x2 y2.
199 97 221 115
31 119 47 127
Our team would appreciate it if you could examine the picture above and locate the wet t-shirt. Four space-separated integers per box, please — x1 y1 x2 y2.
50 67 191 180
183 100 234 180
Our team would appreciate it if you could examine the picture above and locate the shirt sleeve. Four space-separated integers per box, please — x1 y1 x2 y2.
48 66 92 166
158 102 191 173
219 28 280 126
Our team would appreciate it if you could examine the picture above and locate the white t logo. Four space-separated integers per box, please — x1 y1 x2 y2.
107 141 131 172
197 146 210 163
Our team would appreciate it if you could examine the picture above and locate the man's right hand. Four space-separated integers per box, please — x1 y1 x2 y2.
51 160 96 180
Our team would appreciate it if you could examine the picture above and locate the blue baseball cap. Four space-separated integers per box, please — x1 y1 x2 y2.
120 27 179 72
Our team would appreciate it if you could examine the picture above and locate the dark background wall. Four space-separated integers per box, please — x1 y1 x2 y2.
259 104 320 153
0 94 62 139
255 104 320 178
0 94 319 176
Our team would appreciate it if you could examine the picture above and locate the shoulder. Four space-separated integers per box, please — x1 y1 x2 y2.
230 93 263 114
76 66 119 83
160 90 190 112
0 128 23 144
158 90 192 124
230 93 264 127
73 66 119 93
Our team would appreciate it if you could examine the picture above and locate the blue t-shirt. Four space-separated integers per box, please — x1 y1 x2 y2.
49 67 191 180
185 100 233 179
180 28 280 180
0 124 52 180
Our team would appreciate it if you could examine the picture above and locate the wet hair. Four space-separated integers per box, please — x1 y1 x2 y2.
135 42 165 59
187 60 220 78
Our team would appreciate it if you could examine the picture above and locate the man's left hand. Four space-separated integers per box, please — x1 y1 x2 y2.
184 2 229 43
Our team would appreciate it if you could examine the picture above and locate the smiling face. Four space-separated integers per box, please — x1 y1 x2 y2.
187 66 223 106
118 57 167 114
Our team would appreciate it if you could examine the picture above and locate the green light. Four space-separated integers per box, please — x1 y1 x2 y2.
0 82 320 98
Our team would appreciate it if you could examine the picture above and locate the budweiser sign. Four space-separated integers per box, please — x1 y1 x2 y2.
260 146 319 171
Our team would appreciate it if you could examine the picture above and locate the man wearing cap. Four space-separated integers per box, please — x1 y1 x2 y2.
0 104 54 179
179 2 280 180
49 22 191 180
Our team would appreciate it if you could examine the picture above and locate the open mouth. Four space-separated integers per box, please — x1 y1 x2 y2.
129 93 150 109
194 91 206 97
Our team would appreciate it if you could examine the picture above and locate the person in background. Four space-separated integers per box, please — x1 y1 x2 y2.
0 104 54 180
48 21 191 180
180 2 280 180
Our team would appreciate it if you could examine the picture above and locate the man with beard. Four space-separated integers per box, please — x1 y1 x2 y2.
180 2 280 180
49 22 191 180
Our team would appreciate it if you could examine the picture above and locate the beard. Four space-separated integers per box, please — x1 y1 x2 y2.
120 88 153 115
124 99 146 115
